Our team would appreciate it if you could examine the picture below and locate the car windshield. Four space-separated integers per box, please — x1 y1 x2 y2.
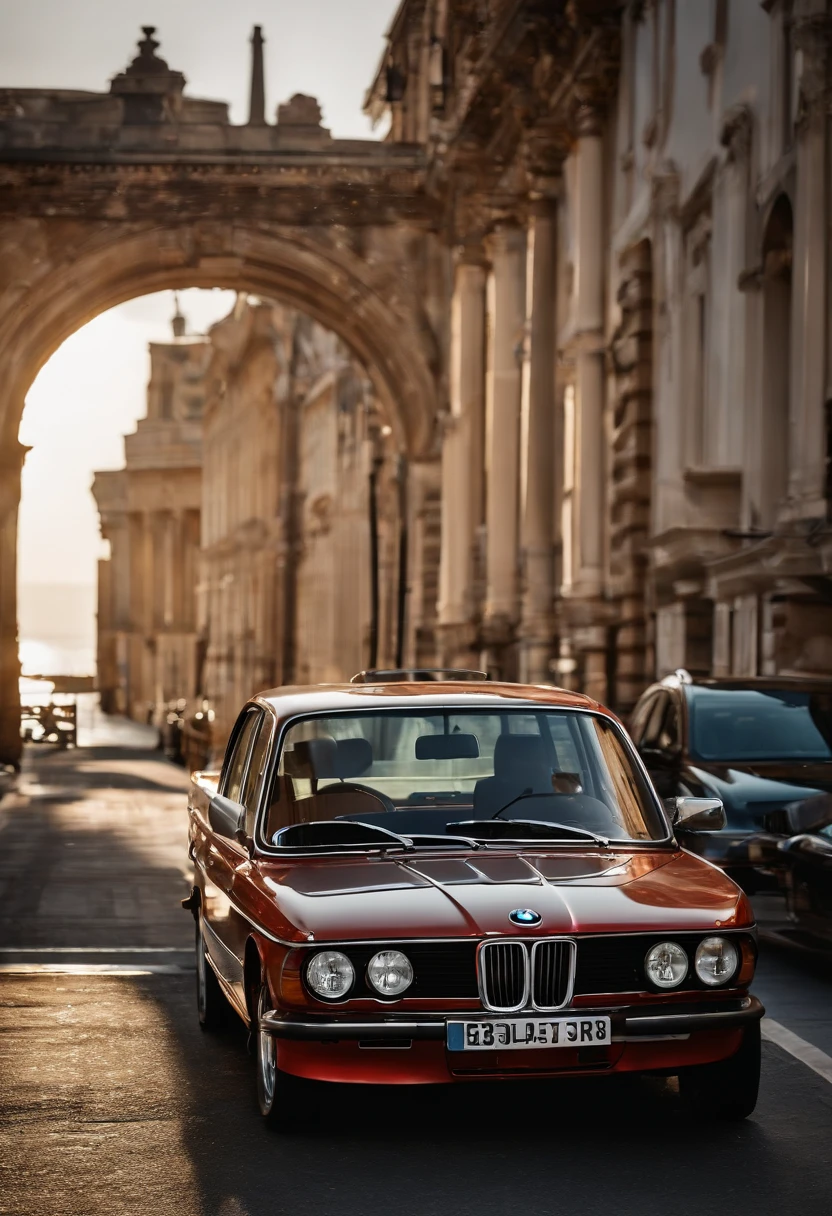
262 708 666 847
688 687 832 762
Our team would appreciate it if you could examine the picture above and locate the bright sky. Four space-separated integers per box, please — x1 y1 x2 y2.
18 291 237 590
8 0 398 607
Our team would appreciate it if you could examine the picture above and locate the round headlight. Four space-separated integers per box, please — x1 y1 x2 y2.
306 950 355 1000
695 936 739 987
644 941 688 989
367 950 414 997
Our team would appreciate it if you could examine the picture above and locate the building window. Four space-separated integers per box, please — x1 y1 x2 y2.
683 210 711 467
760 194 793 525
561 384 575 591
701 0 728 108
782 3 794 152
160 379 174 419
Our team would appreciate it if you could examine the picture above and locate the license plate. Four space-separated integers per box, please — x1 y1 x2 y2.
446 1016 612 1052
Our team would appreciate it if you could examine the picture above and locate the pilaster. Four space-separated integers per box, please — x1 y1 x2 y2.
482 220 526 678
0 440 28 767
518 182 560 685
437 241 488 669
787 6 830 516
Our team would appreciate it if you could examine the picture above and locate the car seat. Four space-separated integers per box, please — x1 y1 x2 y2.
472 735 553 819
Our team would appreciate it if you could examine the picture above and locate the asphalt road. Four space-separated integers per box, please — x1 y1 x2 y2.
2 740 832 1216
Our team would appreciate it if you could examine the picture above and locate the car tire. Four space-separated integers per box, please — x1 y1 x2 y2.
677 1021 761 1120
196 916 227 1031
255 982 309 1131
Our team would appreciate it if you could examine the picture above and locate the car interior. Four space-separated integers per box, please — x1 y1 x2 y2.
266 728 636 842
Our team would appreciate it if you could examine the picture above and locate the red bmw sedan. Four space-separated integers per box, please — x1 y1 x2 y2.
184 671 762 1129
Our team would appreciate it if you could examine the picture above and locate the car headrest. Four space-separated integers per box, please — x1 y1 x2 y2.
282 736 338 779
335 738 373 778
415 733 480 760
493 734 550 779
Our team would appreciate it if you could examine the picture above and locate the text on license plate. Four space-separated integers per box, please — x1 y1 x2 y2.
447 1016 611 1052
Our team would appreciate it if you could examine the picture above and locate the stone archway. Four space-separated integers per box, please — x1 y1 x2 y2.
0 221 441 457
0 216 445 763
0 22 447 764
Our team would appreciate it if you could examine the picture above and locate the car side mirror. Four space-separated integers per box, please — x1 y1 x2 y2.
208 793 248 844
666 796 726 833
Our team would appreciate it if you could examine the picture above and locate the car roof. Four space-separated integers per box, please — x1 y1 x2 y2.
656 673 832 694
252 680 606 724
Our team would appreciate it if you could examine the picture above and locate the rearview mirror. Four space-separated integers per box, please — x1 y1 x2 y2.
208 793 247 842
665 796 726 833
415 733 480 760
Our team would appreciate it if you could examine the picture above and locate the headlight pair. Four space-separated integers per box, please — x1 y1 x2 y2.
305 949 414 1001
644 937 739 990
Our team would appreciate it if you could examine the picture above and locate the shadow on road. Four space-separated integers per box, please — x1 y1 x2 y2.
164 991 821 1216
2 745 832 1216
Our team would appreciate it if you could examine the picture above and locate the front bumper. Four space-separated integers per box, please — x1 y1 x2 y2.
260 994 764 1043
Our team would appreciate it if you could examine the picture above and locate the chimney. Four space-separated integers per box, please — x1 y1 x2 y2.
248 26 266 126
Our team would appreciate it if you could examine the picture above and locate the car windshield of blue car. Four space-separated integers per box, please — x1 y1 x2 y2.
262 708 667 846
688 688 832 762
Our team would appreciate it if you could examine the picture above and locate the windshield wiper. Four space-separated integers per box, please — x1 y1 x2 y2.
447 818 610 847
490 790 557 820
408 833 482 850
272 820 414 851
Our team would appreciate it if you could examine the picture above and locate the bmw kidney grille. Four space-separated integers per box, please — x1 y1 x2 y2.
478 938 576 1012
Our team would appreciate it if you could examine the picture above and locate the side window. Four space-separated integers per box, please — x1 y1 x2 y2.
657 697 681 752
641 694 669 750
240 716 272 836
221 709 260 802
629 694 657 746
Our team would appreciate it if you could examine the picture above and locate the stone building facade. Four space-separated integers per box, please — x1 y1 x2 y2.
368 0 832 708
92 309 207 718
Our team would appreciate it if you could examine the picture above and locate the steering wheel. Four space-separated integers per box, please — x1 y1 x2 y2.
323 782 398 814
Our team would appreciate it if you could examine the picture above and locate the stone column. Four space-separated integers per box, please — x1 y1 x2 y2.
519 191 559 684
566 98 608 702
573 103 606 598
0 440 27 767
482 223 526 677
170 509 186 631
437 246 487 668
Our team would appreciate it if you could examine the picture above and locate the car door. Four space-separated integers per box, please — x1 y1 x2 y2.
200 706 262 999
785 825 832 941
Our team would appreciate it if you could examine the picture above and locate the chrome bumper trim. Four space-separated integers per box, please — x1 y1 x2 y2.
614 994 764 1039
260 994 764 1042
259 1014 446 1041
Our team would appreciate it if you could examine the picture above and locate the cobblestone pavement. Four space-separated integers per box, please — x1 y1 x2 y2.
2 741 832 1216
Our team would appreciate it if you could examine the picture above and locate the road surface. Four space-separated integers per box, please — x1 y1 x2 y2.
1 738 832 1216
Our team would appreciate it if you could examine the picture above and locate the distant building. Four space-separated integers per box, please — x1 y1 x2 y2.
92 304 207 718
198 296 402 741
94 296 403 742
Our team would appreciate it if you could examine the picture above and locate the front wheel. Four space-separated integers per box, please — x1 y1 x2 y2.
255 983 310 1131
678 1021 761 1120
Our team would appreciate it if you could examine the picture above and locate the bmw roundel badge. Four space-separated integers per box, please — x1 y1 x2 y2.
509 908 542 926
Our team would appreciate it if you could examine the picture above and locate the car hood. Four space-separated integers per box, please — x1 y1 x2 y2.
688 761 832 828
243 848 750 944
